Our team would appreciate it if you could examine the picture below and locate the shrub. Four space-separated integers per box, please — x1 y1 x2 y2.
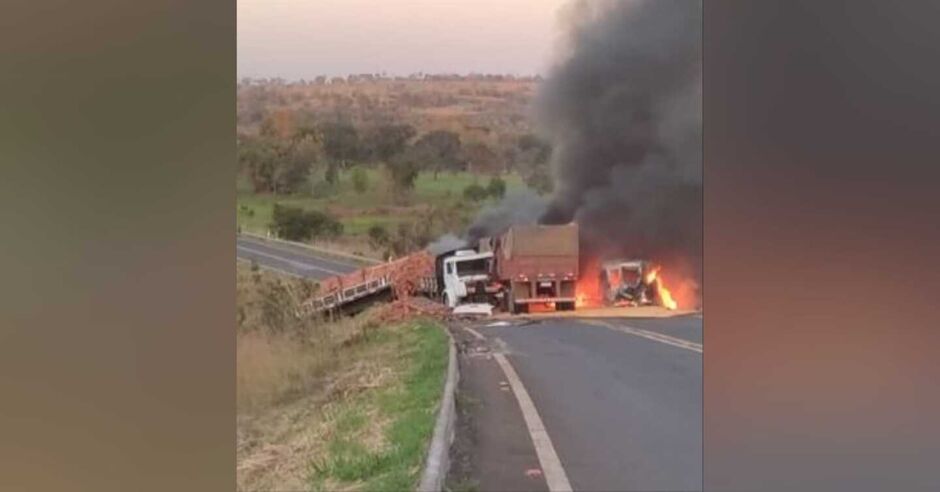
367 224 389 250
271 204 344 241
351 166 369 194
463 182 488 202
486 175 506 199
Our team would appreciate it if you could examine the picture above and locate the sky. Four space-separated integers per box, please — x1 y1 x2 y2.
237 0 569 79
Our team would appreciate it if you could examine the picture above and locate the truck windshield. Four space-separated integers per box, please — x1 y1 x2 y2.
456 258 489 276
621 268 641 284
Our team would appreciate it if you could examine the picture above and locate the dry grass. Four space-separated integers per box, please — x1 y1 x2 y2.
236 262 447 492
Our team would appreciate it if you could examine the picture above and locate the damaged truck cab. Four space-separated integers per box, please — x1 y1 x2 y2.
439 250 502 308
600 259 657 306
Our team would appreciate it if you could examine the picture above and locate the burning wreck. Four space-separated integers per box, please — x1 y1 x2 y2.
300 0 701 317
598 260 678 310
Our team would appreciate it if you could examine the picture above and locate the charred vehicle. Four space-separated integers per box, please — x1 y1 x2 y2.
600 259 660 306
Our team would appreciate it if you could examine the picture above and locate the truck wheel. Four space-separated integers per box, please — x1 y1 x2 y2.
514 302 528 314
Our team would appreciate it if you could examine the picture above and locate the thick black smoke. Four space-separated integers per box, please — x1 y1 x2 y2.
538 0 702 278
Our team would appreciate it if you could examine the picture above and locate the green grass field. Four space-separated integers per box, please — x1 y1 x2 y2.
237 169 529 239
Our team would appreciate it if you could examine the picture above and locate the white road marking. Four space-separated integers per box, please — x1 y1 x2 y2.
463 326 487 341
236 245 344 275
586 320 703 353
235 257 305 279
493 352 573 492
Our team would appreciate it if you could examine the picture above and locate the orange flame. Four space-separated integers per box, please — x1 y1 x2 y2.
575 258 603 308
647 267 678 310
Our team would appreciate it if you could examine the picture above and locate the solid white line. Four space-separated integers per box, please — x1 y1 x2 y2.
236 245 343 275
493 352 573 492
463 326 487 341
587 320 702 353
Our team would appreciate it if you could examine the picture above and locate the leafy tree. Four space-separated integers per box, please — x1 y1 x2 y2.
514 134 554 194
461 141 501 174
239 137 278 192
351 166 369 194
413 130 462 178
367 224 389 250
320 122 360 168
270 204 343 241
259 109 295 140
238 131 319 194
386 146 422 201
525 166 554 195
364 123 416 162
486 175 506 199
463 183 489 202
324 161 339 186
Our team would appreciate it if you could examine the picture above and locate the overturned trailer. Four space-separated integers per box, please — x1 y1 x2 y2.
480 223 579 313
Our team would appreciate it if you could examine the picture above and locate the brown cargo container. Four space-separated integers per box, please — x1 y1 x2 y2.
482 223 579 313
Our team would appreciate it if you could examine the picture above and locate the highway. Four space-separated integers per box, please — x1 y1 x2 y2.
448 315 702 492
235 235 361 279
236 235 702 490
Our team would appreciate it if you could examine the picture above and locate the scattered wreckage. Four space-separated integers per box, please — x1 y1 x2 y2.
301 223 678 318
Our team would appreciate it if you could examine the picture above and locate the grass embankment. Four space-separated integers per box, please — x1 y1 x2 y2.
237 169 528 252
236 262 449 492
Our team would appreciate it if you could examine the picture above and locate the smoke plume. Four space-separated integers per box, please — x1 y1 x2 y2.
538 0 702 279
465 189 548 244
426 233 467 256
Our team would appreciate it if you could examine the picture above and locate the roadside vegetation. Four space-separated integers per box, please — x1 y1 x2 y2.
236 77 553 259
236 262 448 492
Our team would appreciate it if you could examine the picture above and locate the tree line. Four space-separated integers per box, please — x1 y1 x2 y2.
237 111 554 198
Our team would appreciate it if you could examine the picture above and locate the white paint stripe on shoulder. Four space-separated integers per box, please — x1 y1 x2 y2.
493 352 573 492
586 320 703 353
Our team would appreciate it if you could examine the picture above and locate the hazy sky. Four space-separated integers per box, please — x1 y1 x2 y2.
238 0 569 79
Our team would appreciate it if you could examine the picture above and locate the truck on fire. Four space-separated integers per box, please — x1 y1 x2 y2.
479 223 579 313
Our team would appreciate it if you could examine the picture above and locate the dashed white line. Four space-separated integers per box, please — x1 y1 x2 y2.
493 352 573 492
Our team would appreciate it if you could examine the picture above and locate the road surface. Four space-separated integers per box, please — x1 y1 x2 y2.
235 235 360 280
448 314 702 492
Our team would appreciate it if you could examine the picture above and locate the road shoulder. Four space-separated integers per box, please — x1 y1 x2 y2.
446 321 549 492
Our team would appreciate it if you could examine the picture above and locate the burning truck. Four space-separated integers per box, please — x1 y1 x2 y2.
598 260 678 310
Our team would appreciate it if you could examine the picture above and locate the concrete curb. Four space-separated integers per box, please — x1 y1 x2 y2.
238 231 382 265
417 329 459 492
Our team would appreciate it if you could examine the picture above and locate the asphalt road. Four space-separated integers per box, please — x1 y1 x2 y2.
449 314 702 492
235 235 360 280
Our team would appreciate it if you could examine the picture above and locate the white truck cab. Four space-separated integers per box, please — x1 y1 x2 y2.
441 249 496 308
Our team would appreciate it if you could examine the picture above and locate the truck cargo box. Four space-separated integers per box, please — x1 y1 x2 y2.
488 223 579 313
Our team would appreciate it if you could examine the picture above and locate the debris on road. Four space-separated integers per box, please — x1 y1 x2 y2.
453 303 493 317
377 296 449 323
